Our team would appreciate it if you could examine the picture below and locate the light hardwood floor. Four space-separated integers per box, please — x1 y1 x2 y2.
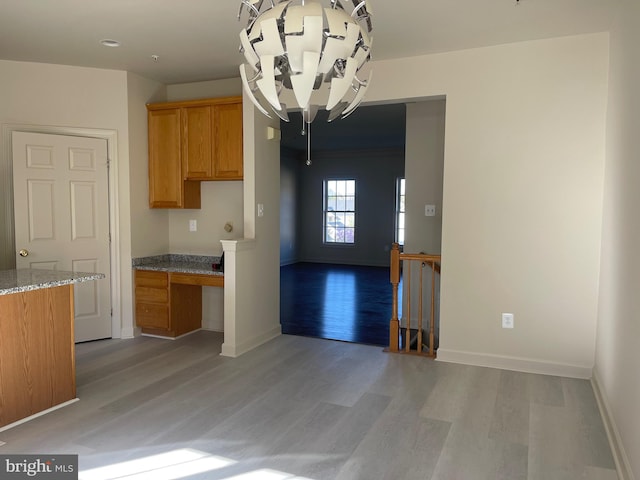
0 331 617 480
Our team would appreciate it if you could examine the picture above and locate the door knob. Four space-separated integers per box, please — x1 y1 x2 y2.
19 249 29 257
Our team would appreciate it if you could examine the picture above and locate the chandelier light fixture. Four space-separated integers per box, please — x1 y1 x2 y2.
237 0 373 125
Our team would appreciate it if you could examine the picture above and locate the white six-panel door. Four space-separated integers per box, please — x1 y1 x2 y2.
12 131 112 342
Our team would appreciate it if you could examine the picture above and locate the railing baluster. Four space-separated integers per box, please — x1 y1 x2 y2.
417 261 423 353
429 260 436 357
405 261 411 352
389 243 400 352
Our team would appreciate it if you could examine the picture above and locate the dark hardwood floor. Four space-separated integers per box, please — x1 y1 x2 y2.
280 262 402 347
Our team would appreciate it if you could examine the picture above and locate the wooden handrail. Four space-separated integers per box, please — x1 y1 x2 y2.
388 243 441 357
399 252 441 262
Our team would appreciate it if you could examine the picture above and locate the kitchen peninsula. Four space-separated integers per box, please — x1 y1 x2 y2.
0 269 104 430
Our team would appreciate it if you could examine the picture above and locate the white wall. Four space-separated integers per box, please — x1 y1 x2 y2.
221 96 281 356
168 181 243 255
0 59 140 338
242 100 282 352
166 78 242 102
595 0 640 477
404 100 446 256
280 147 299 265
403 100 446 334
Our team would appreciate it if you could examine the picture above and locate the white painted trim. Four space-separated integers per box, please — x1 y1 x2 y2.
1 124 122 339
141 329 203 341
436 348 593 379
220 343 237 357
120 326 136 339
221 238 257 252
0 398 79 433
201 327 224 333
221 326 281 358
592 369 634 480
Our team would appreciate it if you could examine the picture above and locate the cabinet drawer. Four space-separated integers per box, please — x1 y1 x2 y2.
135 286 169 304
170 272 224 287
136 303 170 329
135 270 169 288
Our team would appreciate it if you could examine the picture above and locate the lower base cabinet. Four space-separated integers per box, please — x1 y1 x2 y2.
134 269 223 338
0 285 76 428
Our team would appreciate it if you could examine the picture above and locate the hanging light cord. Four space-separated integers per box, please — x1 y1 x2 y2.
301 115 312 166
307 122 312 166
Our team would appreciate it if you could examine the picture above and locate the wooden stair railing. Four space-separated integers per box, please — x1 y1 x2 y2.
388 243 441 357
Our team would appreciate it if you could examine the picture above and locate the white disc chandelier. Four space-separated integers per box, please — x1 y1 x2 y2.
238 0 373 124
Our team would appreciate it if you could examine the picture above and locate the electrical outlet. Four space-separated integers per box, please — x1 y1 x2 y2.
425 204 436 217
189 219 197 232
502 313 514 329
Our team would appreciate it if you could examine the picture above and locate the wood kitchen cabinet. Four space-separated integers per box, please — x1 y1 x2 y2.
182 105 213 179
147 96 243 209
0 285 75 428
211 102 243 180
134 269 223 338
147 108 201 209
134 270 171 332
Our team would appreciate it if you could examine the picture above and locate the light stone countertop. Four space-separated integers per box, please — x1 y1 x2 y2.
0 269 105 296
132 254 224 276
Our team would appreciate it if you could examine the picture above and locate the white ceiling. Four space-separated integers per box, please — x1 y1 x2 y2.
0 0 616 85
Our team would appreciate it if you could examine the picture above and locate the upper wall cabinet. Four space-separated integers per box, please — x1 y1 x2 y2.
212 102 243 180
147 96 243 209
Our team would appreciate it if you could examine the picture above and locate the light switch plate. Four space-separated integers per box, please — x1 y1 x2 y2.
502 313 514 329
189 219 197 232
257 203 264 218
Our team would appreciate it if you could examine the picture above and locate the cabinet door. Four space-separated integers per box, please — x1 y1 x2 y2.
148 108 183 207
213 102 243 180
183 105 213 179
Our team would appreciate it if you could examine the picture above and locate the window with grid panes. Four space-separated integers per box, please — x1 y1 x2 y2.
324 179 355 244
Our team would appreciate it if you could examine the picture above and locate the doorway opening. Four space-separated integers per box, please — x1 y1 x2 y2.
279 100 446 348
279 103 406 346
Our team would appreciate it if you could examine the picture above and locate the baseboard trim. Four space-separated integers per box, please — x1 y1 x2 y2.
140 329 202 341
0 398 79 433
592 369 635 480
120 326 136 339
200 327 224 333
221 326 281 358
436 348 592 379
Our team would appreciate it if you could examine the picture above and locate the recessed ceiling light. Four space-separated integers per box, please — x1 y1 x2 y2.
100 39 121 48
